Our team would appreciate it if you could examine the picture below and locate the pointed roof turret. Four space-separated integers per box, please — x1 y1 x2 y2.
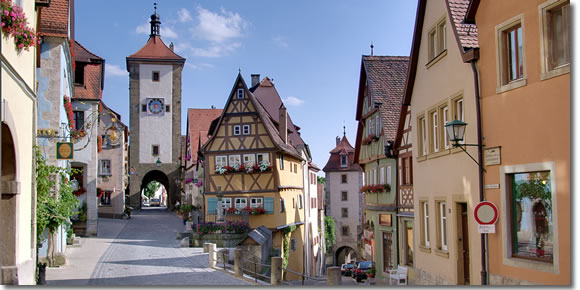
323 134 361 172
150 3 161 37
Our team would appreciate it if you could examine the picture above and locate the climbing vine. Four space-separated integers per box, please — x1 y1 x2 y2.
324 216 336 252
35 146 79 243
282 232 290 269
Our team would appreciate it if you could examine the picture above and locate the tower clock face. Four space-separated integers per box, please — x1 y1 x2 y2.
147 98 165 115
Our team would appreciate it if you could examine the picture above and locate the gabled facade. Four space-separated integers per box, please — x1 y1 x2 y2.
468 0 570 285
71 40 105 236
354 55 409 280
97 103 128 219
0 0 41 284
404 0 482 284
200 74 307 279
183 108 222 207
323 134 362 266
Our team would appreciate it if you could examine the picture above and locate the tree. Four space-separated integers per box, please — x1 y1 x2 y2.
317 176 326 184
143 181 161 199
324 216 336 252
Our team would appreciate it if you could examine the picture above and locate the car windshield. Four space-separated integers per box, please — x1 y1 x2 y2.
359 261 373 268
346 264 354 269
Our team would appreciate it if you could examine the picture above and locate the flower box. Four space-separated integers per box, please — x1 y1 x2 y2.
359 184 391 194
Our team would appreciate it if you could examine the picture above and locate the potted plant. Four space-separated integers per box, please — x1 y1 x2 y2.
367 266 376 278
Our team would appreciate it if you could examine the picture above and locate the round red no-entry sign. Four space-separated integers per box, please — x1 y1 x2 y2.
474 201 499 225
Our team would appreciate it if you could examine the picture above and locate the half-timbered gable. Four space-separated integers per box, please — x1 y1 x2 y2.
395 105 414 213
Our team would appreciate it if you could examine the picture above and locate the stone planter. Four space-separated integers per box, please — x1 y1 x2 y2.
188 232 248 248
72 221 87 237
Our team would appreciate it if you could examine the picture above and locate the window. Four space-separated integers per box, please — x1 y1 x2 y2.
233 125 241 136
387 166 392 186
422 202 430 247
215 156 227 167
403 220 414 266
438 202 448 251
142 104 147 112
379 167 385 184
257 153 269 164
342 226 350 236
375 115 380 136
291 239 296 251
279 155 284 170
243 154 255 167
428 18 447 61
221 198 232 210
402 157 413 185
250 197 263 208
431 111 439 152
297 194 303 209
73 111 84 130
237 88 244 99
372 168 377 185
100 191 111 205
228 155 241 167
442 106 450 149
294 163 297 173
165 105 170 112
540 0 570 78
152 71 160 82
242 124 250 135
341 191 348 201
379 214 392 226
152 145 159 156
496 15 526 91
508 171 553 263
74 62 85 85
367 119 373 136
280 198 285 213
340 154 348 167
454 98 465 144
99 160 111 176
341 208 348 218
419 116 427 156
341 174 347 184
234 198 247 209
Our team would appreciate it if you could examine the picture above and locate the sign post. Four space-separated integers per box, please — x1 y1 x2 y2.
474 201 499 234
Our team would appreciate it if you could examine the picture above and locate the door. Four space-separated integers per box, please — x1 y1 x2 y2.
457 203 470 285
383 232 393 271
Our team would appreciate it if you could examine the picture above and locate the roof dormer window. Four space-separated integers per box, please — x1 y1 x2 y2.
237 88 244 99
340 154 348 167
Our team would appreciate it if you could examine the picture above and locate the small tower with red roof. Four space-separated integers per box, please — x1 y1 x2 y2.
126 4 186 209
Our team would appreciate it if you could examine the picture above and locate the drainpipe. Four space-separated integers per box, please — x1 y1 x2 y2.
470 60 488 285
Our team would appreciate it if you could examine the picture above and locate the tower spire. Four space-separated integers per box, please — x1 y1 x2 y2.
343 125 346 137
150 3 161 37
370 42 374 56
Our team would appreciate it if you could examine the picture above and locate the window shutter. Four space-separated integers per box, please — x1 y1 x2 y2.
264 197 274 214
207 197 217 214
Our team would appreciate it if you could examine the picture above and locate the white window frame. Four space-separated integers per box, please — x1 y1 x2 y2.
237 88 244 99
297 195 303 209
379 167 385 184
243 154 255 167
421 117 427 156
216 156 227 167
455 99 465 144
432 111 439 153
423 202 430 247
221 198 232 210
250 197 263 208
234 197 247 209
100 160 111 176
539 0 570 80
375 115 380 136
495 14 527 93
242 124 250 135
373 168 377 185
387 166 392 186
440 202 448 251
257 153 269 164
233 125 241 136
229 155 241 167
443 106 450 149
340 154 348 167
367 119 372 136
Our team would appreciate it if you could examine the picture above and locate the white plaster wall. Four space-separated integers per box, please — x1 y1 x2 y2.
138 64 173 164
327 170 362 247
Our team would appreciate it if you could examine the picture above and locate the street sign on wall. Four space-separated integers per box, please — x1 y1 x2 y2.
56 142 73 160
474 201 499 234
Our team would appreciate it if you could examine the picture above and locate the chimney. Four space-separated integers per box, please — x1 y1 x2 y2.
279 104 287 144
336 136 340 146
251 74 260 87
169 42 174 51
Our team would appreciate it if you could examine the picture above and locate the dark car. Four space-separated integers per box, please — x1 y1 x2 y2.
352 261 374 282
342 263 355 276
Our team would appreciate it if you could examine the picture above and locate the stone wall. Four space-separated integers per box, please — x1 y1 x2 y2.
489 273 535 285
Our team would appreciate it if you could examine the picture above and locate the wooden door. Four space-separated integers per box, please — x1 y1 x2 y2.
460 203 470 284
383 232 393 271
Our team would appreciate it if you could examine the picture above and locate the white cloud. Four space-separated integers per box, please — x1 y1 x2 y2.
191 42 242 58
186 63 215 70
135 20 178 39
192 6 248 43
273 36 288 48
178 8 192 23
135 22 149 34
105 64 128 77
161 26 178 39
282 96 305 106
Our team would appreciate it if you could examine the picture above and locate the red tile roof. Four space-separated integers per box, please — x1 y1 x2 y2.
447 0 479 49
323 135 362 172
186 108 223 166
127 36 185 62
73 41 104 100
38 0 71 38
74 40 103 62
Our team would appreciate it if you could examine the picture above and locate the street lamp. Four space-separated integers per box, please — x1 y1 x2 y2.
444 120 485 167
156 158 161 167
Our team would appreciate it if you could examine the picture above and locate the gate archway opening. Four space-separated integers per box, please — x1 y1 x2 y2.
140 170 170 208
336 246 357 266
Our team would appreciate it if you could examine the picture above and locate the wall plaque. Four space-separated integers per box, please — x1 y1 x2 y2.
484 147 501 166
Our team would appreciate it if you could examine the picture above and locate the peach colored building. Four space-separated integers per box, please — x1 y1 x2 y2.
468 0 570 285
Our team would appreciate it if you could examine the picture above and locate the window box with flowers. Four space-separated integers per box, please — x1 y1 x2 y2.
359 184 391 194
362 134 380 145
1 0 37 51
245 160 272 174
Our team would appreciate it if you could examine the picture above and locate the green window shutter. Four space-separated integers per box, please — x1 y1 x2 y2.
264 197 274 214
207 197 217 214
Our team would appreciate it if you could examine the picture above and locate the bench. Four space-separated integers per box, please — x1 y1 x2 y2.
388 265 408 285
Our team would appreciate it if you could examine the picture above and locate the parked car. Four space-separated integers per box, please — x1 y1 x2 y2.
143 200 150 207
341 263 355 276
150 198 160 207
352 261 374 282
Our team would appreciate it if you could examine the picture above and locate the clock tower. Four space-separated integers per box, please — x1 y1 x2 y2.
126 4 185 209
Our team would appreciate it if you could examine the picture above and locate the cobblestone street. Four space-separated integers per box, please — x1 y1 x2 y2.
46 208 251 286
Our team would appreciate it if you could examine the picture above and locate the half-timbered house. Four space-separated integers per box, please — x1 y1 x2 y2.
200 73 308 279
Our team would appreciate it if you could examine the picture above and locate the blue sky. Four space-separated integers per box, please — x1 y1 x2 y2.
74 1 417 172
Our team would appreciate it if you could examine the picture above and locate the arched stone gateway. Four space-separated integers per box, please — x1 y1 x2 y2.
140 170 171 207
1 123 18 284
335 246 357 266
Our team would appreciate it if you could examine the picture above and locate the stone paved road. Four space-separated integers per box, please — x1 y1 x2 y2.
47 207 251 286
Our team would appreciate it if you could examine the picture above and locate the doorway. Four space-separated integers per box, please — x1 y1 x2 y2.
457 202 470 285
